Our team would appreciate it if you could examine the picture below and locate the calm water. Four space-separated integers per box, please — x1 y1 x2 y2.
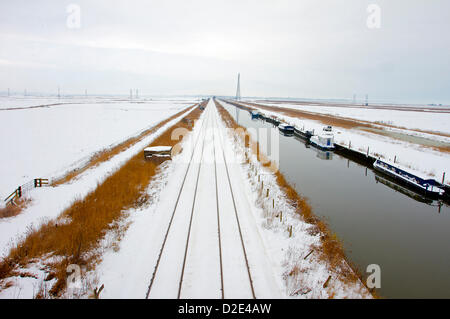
224 104 450 298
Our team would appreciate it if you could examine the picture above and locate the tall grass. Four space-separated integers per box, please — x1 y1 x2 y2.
0 104 205 297
0 198 31 219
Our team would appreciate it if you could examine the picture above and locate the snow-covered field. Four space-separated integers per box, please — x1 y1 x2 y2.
245 101 450 184
250 100 450 136
0 97 195 201
0 105 196 298
0 97 195 255
0 96 199 110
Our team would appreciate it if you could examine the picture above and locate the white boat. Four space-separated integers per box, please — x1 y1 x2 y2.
310 126 335 150
278 123 295 135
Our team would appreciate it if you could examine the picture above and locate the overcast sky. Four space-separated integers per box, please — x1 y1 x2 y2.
0 0 449 103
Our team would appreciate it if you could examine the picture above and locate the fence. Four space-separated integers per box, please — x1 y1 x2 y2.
4 178 49 205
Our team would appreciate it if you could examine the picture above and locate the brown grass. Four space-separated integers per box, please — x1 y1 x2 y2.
215 100 375 296
0 198 32 219
53 104 197 186
0 103 206 297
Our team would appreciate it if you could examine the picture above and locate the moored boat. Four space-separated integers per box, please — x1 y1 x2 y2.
310 126 335 150
278 123 294 134
373 159 445 197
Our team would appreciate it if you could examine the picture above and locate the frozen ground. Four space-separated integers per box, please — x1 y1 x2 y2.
244 101 450 184
249 100 450 136
0 97 194 201
0 95 199 110
0 98 195 258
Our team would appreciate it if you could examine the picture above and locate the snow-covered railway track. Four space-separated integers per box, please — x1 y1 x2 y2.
146 100 263 299
145 103 211 298
212 104 256 298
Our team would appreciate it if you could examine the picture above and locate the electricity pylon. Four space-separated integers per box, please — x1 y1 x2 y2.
236 73 241 101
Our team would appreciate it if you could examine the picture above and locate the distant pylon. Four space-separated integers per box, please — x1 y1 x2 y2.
236 73 241 101
352 94 356 104
130 89 133 100
136 89 139 99
365 94 369 106
7 88 10 97
58 86 60 99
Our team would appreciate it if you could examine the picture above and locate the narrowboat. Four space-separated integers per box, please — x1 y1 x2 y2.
310 126 335 150
293 126 312 140
373 159 445 197
278 123 295 135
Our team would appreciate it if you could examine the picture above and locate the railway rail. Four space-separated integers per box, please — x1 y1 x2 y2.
145 99 256 299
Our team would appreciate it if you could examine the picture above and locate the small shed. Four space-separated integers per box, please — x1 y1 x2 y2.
144 146 172 159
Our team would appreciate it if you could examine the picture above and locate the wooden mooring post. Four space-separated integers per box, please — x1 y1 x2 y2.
443 172 446 184
323 275 332 288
